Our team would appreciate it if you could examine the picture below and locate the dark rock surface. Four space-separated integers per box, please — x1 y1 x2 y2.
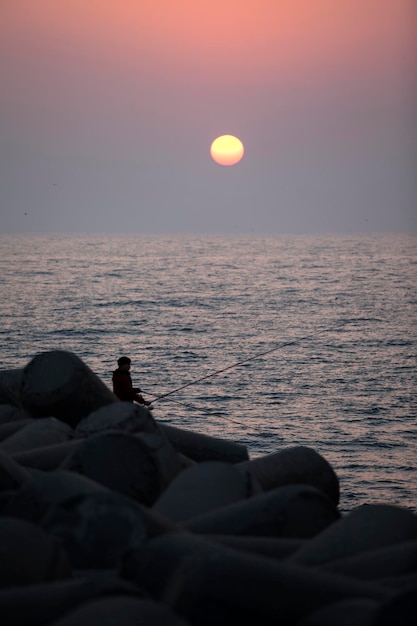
0 352 416 625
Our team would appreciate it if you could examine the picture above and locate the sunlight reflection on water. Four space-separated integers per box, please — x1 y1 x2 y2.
0 233 416 513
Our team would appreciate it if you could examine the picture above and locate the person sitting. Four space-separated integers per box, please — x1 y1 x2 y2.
112 356 151 406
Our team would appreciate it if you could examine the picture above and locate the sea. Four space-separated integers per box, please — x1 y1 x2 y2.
0 233 416 514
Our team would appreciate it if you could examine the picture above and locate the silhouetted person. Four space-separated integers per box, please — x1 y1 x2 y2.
112 356 151 406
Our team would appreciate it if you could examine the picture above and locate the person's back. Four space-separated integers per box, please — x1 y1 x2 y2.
112 356 150 405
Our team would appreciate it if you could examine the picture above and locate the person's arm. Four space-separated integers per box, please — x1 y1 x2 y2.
133 392 151 406
114 372 151 405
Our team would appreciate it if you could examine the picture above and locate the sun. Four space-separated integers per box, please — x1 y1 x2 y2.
210 135 244 166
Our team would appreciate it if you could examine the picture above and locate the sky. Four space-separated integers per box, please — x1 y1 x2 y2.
1 0 416 234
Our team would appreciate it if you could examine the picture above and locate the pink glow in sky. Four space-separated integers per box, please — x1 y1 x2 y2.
1 0 415 233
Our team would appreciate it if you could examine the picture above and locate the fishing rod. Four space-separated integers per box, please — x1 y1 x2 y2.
150 317 359 405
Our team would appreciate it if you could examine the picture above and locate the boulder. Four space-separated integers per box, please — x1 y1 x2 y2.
75 401 158 437
239 445 340 506
0 517 71 589
0 449 33 491
153 461 262 523
1 417 74 454
20 350 117 427
0 417 34 442
0 371 23 404
120 532 387 625
62 430 183 506
288 504 417 567
2 468 108 524
40 490 175 569
0 577 142 626
183 484 339 538
46 596 189 626
158 422 249 463
12 440 82 470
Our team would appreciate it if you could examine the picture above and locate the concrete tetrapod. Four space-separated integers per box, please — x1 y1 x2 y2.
165 542 388 626
203 534 306 560
120 531 388 626
239 445 340 506
20 350 117 427
47 596 190 626
0 405 30 426
297 598 379 626
0 448 33 491
2 469 108 524
152 460 262 523
158 422 249 463
319 539 417 581
0 370 24 403
0 417 34 442
40 490 176 569
288 503 417 567
62 430 184 506
0 576 143 626
369 587 417 626
375 570 417 591
121 531 303 598
75 401 159 438
11 440 83 470
0 417 74 454
0 517 71 589
182 483 340 538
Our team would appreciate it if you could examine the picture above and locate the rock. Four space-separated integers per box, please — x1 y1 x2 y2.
12 440 82 470
297 598 379 626
120 532 387 625
239 445 340 506
153 461 262 523
62 430 183 506
3 350 415 625
0 370 23 404
0 405 28 426
0 385 20 408
182 484 339 538
40 490 175 569
0 517 71 589
204 534 305 560
0 576 142 626
158 422 249 463
370 587 417 625
0 417 74 454
164 543 387 626
0 417 34 442
320 539 417 581
288 504 417 567
2 468 108 524
120 531 218 600
0 449 33 491
46 596 189 626
376 570 417 591
20 350 117 427
75 401 158 437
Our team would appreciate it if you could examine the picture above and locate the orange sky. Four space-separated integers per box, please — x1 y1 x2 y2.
4 0 413 83
1 0 415 233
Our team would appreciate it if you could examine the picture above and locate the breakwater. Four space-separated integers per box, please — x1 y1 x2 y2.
0 350 416 625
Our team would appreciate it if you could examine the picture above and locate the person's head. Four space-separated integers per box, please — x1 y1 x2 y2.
117 356 131 370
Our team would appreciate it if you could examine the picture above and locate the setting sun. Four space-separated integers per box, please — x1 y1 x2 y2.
210 135 244 166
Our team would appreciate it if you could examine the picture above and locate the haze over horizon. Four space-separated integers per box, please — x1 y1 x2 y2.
1 0 416 235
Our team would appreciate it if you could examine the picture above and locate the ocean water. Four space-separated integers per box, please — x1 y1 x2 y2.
0 233 416 513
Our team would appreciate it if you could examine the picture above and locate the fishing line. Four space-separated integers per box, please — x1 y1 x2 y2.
142 390 249 427
150 317 360 405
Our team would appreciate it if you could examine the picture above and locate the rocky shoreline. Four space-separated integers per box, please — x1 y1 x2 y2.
0 350 416 625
